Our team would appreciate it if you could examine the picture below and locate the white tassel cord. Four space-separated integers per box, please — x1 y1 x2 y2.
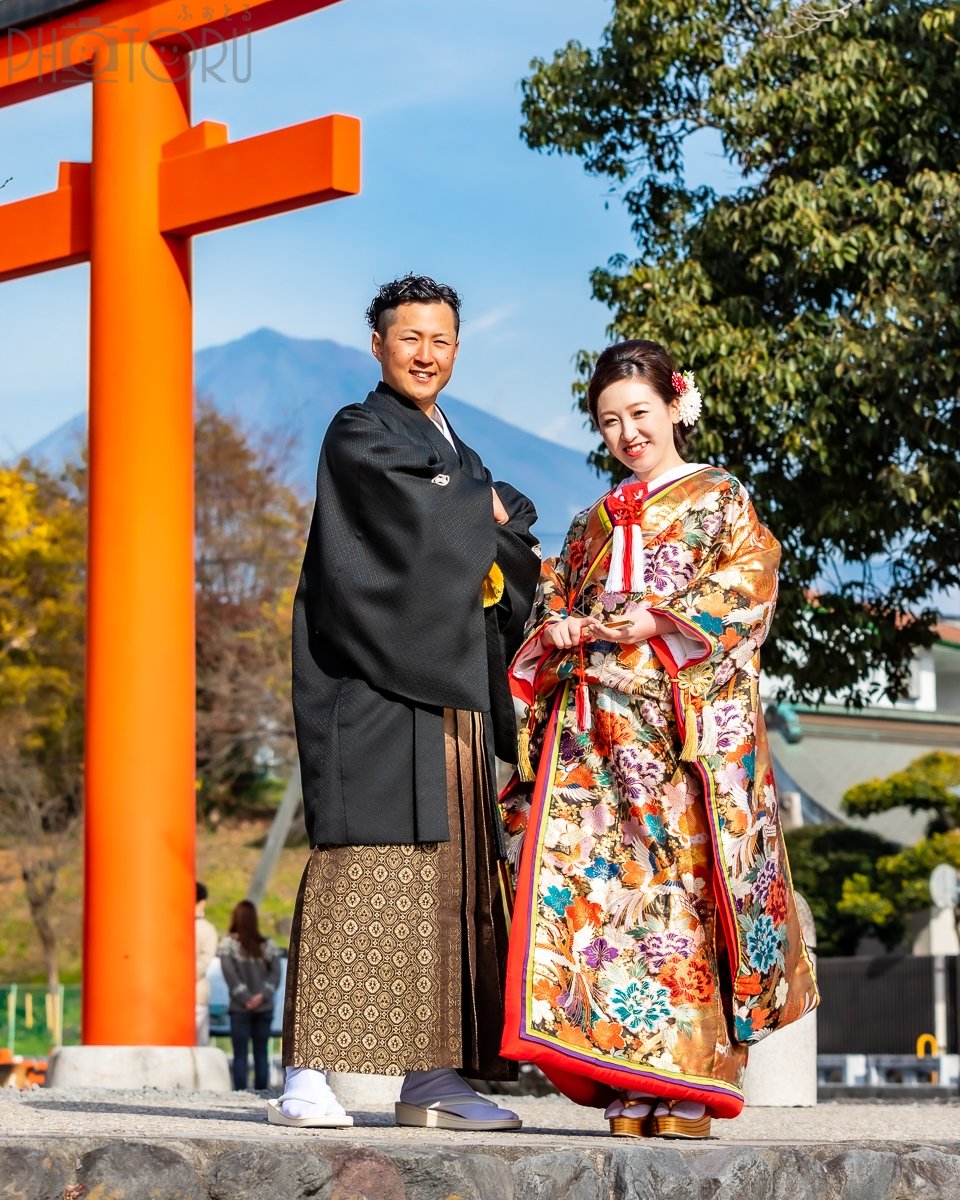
698 704 719 756
606 523 645 594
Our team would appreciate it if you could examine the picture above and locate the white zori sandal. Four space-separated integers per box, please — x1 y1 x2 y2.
395 1069 522 1131
266 1067 354 1128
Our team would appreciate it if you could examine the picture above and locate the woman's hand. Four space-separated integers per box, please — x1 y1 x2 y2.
592 602 671 644
541 616 600 650
246 993 265 1010
542 606 673 650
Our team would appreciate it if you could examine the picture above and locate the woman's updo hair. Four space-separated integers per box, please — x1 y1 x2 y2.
586 339 691 454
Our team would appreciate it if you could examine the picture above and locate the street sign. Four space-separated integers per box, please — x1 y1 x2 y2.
929 863 959 910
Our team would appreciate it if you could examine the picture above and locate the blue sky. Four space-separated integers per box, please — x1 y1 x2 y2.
0 0 737 459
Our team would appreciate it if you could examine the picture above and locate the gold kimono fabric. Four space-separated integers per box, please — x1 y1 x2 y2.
500 465 819 1119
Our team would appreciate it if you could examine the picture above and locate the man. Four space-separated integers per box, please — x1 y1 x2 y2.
269 275 540 1131
194 882 218 1046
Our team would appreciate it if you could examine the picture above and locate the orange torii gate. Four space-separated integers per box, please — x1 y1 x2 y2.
0 0 359 1047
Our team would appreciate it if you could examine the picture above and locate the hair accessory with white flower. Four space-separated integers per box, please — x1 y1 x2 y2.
671 370 702 427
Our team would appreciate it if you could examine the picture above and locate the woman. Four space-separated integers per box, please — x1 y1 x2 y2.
219 900 282 1091
500 340 818 1138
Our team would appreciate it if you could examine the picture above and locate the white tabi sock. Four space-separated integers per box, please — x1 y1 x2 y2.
279 1066 348 1121
604 1092 657 1120
654 1099 707 1120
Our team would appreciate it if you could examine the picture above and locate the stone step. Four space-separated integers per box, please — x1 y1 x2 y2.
3 1131 960 1200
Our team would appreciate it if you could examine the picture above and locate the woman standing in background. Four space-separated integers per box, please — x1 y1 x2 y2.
219 900 281 1091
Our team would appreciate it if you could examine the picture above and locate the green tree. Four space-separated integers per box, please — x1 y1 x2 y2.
521 0 960 703
837 752 960 943
843 750 960 832
785 823 904 954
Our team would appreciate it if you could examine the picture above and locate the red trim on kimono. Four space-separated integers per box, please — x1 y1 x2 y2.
500 682 745 1118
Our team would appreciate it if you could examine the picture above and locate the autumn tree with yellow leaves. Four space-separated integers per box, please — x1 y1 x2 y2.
0 461 86 992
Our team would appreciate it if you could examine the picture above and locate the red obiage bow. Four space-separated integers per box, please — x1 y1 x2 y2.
575 479 648 733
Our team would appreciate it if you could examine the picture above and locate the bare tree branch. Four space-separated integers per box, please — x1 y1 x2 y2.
0 753 81 994
776 0 864 38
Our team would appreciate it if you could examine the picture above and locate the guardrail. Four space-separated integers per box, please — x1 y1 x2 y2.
818 1053 960 1087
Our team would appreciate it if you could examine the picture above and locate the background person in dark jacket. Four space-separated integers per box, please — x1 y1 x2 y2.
271 275 540 1131
219 900 281 1091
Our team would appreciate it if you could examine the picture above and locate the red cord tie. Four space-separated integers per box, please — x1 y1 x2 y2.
575 635 592 733
606 482 648 594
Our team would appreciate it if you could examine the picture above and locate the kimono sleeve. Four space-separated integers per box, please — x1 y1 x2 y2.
648 481 780 758
651 483 779 681
647 481 819 1043
304 405 498 711
490 480 542 662
529 508 590 632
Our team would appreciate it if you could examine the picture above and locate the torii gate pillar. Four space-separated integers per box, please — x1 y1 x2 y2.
0 0 360 1054
84 39 195 1045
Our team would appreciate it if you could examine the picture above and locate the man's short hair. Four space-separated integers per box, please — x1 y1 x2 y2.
365 275 462 336
196 881 208 903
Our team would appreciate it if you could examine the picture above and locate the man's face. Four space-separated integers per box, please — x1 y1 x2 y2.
371 302 459 411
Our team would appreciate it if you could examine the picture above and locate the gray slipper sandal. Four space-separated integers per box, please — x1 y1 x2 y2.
394 1100 521 1131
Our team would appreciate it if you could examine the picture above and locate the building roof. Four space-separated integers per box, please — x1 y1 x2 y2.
769 708 960 847
935 620 960 648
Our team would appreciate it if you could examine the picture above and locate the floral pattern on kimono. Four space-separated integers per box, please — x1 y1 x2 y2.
500 465 819 1118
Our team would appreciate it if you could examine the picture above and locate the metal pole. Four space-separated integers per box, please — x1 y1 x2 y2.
248 764 302 907
7 984 16 1054
934 954 948 1054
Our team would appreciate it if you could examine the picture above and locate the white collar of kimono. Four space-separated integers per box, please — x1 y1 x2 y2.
621 461 709 493
430 406 456 448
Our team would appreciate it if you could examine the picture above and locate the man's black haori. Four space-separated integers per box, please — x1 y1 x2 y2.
292 381 539 848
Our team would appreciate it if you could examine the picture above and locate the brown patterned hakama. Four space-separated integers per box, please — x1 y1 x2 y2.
282 710 513 1078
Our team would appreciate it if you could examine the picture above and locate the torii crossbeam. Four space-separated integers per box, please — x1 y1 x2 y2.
0 0 359 1047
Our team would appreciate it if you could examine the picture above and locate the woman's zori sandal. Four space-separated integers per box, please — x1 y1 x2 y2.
605 1093 711 1139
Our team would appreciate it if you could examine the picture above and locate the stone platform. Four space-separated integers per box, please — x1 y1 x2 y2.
2 1087 960 1199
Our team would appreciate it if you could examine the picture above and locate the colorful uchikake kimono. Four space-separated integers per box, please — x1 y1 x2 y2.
499 463 819 1119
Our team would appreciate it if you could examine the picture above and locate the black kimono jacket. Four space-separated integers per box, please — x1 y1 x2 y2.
292 382 540 848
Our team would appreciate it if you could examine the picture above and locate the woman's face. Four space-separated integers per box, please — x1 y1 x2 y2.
595 377 684 482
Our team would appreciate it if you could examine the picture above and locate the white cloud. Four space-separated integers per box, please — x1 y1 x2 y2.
461 304 518 339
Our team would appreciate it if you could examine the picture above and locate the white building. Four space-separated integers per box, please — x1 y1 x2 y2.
765 620 960 954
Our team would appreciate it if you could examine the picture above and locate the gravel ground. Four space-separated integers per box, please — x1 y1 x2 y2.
2 1087 959 1148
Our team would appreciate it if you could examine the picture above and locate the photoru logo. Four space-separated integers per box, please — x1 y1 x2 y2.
3 4 254 85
